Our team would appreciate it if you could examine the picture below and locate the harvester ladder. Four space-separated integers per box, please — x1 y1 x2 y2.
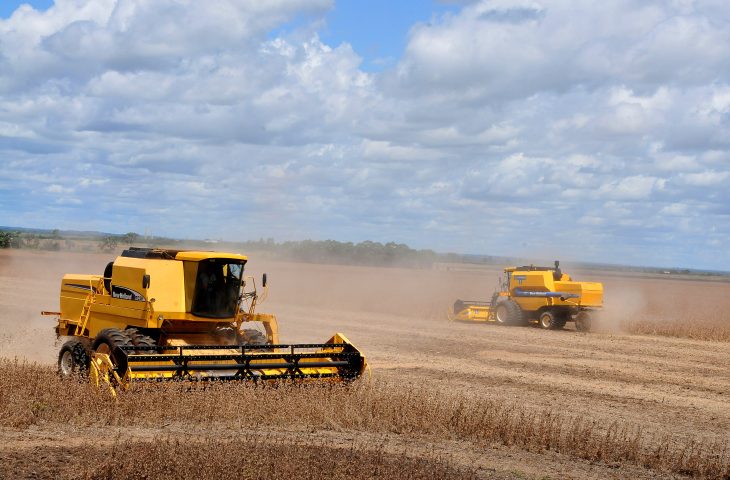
74 278 102 336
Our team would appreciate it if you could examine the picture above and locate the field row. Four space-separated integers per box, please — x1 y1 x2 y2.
0 360 727 479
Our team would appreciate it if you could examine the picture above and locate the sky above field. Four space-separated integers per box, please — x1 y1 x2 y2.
1 1 729 269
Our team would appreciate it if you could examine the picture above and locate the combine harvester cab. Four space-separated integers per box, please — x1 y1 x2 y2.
45 248 366 394
449 261 603 331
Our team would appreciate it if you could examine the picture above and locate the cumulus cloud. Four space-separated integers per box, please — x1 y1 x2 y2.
0 0 729 268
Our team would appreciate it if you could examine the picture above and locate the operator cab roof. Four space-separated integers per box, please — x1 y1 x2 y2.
506 261 561 272
120 247 247 262
506 266 555 272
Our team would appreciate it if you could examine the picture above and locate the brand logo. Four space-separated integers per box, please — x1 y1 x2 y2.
112 285 145 302
514 275 527 285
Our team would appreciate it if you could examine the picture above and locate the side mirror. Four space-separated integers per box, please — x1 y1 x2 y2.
262 273 267 288
142 274 150 289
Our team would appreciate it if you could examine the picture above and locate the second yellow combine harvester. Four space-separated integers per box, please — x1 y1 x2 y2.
44 248 366 394
450 261 603 331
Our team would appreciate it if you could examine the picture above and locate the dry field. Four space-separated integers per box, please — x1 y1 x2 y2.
0 250 729 479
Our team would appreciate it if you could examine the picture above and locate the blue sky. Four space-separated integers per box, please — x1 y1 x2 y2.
1 0 729 269
3 1 458 71
319 1 460 71
0 0 52 17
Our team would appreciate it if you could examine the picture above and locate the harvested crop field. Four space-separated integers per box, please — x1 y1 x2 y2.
0 250 729 479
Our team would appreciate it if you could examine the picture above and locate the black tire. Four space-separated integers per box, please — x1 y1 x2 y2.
239 329 268 346
494 299 525 326
539 310 567 330
575 312 592 332
103 262 113 294
57 339 90 378
125 328 156 354
92 328 133 374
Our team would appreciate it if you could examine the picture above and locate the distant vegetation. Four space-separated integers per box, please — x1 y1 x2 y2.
1 226 728 276
238 238 440 267
0 227 456 268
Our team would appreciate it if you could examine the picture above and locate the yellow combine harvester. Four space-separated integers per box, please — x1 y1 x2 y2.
43 248 366 393
449 261 603 331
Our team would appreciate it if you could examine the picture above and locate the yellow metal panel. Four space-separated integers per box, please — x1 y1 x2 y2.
511 270 555 291
513 297 549 310
109 259 147 312
578 281 603 307
175 251 247 261
60 274 101 324
450 304 492 322
145 259 185 313
109 256 185 314
87 303 149 335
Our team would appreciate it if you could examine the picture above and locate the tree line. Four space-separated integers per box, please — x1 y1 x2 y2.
239 238 440 267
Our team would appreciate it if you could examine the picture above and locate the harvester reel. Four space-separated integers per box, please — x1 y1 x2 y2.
57 339 90 378
539 311 567 330
495 299 525 326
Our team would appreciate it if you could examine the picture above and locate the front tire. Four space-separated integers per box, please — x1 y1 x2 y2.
495 299 525 326
92 328 133 374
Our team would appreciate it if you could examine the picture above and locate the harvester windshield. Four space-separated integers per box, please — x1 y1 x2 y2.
190 258 243 318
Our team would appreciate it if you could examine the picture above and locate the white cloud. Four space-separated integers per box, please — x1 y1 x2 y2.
600 175 666 200
678 170 730 187
0 0 729 268
46 184 74 194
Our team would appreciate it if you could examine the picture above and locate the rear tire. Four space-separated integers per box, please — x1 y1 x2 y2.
494 299 525 326
125 328 156 354
57 339 90 378
92 328 133 374
575 312 593 332
539 310 567 330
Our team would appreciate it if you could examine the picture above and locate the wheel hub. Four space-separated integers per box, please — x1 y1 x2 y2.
60 350 74 376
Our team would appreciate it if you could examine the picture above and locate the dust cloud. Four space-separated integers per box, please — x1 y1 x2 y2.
2 249 729 365
0 249 112 363
590 278 648 333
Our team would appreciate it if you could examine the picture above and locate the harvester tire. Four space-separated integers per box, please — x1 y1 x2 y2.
539 311 566 330
92 328 133 374
240 329 268 346
495 299 525 326
57 339 90 378
575 312 593 332
125 328 156 354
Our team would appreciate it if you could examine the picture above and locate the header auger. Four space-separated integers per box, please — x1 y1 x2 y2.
449 261 603 331
45 247 366 395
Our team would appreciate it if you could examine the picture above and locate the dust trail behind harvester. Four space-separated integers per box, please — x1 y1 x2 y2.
0 250 111 363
